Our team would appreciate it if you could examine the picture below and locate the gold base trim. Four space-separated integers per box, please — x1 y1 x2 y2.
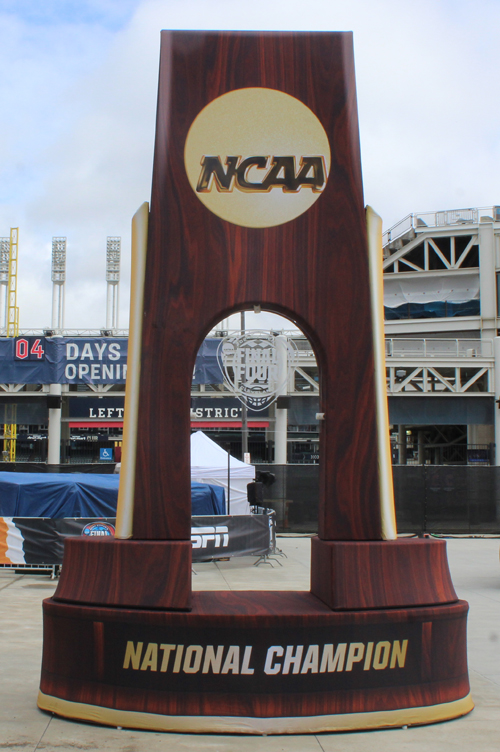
38 690 474 735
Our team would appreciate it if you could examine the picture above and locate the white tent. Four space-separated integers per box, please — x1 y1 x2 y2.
190 430 254 515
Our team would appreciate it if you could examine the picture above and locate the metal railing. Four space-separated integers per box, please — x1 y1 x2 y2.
385 338 493 359
391 442 494 466
0 329 130 338
383 205 500 247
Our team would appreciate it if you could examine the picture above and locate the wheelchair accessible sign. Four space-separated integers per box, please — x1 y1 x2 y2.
100 448 114 462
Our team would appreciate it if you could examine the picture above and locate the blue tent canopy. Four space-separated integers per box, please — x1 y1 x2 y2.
0 472 225 518
191 482 225 515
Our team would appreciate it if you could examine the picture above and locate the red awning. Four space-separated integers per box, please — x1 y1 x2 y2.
191 421 269 428
69 421 269 429
69 422 124 428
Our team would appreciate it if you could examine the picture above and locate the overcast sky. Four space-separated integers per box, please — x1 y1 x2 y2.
1 0 498 331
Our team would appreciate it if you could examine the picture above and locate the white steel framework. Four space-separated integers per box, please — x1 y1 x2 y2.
387 364 491 394
381 206 500 340
383 234 479 274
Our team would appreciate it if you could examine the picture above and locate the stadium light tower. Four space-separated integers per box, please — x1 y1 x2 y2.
105 236 121 333
51 237 66 332
0 237 9 335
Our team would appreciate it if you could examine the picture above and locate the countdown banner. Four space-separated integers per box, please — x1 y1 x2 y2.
0 337 127 384
0 337 223 385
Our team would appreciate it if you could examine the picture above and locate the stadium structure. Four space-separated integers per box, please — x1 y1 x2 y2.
0 205 499 469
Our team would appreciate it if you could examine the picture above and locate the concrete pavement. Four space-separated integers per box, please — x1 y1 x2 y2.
1 536 500 751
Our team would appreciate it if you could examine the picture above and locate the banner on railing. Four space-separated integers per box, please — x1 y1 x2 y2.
0 337 127 384
0 337 224 385
0 513 274 565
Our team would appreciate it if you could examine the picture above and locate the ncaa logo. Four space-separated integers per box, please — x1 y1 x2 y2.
82 522 115 537
184 87 331 228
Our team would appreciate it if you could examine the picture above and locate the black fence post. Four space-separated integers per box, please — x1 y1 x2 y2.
423 465 428 535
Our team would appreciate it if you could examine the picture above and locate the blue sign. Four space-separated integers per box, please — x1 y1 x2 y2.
0 336 223 386
0 337 128 385
69 397 125 419
99 448 114 461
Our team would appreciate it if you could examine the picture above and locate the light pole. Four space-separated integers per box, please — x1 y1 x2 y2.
106 237 121 332
240 311 249 459
0 237 9 335
51 237 66 332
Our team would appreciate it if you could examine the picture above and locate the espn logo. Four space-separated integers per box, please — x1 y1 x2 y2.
191 526 229 549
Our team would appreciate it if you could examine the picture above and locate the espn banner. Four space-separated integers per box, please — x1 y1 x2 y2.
0 513 274 565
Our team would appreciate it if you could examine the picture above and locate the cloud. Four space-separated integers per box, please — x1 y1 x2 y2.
0 3 158 328
0 0 138 30
1 0 499 330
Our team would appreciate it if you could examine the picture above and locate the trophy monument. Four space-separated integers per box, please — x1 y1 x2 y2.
38 31 473 734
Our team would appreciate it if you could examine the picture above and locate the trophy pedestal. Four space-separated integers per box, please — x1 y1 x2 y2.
53 537 192 610
39 538 472 734
310 537 458 610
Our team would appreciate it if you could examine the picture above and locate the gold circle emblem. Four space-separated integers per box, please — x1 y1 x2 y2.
184 88 331 228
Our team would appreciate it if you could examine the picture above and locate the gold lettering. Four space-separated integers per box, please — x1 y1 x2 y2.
202 645 224 674
264 646 284 675
294 156 327 192
183 645 203 673
346 643 365 671
196 155 328 194
241 646 255 675
363 642 374 671
283 645 304 675
262 156 298 192
173 644 184 673
320 643 346 673
196 156 239 192
160 644 176 672
390 640 408 668
123 641 143 670
140 642 158 672
236 156 269 191
301 645 319 674
221 645 240 674
373 641 392 670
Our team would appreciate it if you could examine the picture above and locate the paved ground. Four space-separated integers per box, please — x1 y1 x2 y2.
1 536 500 751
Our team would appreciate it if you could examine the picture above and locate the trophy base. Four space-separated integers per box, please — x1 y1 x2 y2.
39 590 473 734
38 689 473 735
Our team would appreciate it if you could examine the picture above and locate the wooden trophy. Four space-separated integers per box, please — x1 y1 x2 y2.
38 31 473 734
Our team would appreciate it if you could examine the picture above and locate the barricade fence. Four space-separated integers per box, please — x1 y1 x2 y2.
0 513 275 568
255 464 500 535
1 460 498 536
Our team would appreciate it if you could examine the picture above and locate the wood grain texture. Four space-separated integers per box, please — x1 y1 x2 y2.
132 31 381 541
53 538 192 610
40 592 470 719
310 537 458 610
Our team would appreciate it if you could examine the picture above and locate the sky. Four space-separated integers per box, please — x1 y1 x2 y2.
0 0 499 332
